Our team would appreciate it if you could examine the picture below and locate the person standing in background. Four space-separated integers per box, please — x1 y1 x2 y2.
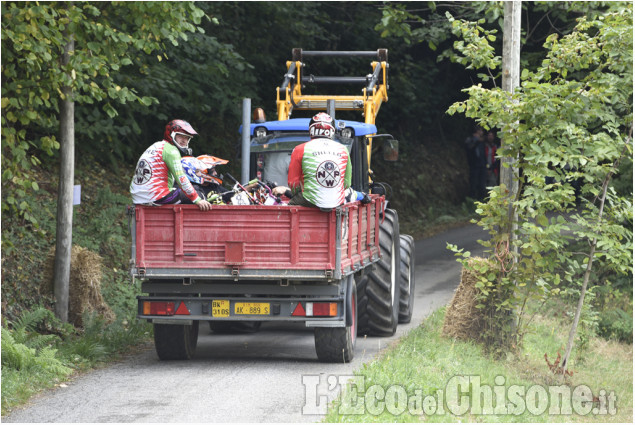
464 125 487 200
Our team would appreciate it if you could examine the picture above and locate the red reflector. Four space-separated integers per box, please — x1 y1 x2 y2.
150 302 175 316
312 303 336 316
292 303 306 316
175 302 190 315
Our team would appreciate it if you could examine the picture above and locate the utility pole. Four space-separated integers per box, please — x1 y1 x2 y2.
501 0 522 343
53 33 75 322
500 0 521 203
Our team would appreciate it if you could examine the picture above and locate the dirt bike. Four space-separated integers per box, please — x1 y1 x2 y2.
218 173 286 206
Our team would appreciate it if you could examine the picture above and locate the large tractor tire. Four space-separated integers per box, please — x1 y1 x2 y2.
153 321 199 360
356 208 401 337
314 276 357 363
398 234 416 324
209 321 262 333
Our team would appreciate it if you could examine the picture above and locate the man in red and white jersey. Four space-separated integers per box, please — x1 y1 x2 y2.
130 119 212 211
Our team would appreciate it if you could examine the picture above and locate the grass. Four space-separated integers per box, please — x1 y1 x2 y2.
324 307 633 423
1 309 152 416
1 157 153 416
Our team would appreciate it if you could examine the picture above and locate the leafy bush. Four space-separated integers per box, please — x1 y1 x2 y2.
1 307 74 414
598 308 633 343
1 154 153 414
1 328 71 375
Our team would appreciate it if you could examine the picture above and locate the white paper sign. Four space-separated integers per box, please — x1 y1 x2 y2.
73 185 81 205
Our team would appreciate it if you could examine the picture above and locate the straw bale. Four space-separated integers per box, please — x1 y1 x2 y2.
42 245 115 327
442 257 493 342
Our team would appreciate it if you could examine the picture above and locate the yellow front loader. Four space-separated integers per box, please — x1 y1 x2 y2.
275 48 391 170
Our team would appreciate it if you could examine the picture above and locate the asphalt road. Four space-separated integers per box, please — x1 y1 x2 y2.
3 223 487 423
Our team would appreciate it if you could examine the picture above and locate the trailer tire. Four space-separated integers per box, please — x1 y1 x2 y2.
398 234 416 323
314 276 357 363
357 208 400 337
209 321 262 333
153 321 199 360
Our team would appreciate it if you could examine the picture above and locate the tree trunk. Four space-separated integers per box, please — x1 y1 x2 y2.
561 169 612 374
53 35 75 322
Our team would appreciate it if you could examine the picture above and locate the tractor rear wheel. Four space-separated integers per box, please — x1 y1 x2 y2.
398 234 416 323
357 209 400 337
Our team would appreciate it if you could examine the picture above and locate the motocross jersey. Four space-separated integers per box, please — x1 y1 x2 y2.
130 141 201 205
288 138 351 208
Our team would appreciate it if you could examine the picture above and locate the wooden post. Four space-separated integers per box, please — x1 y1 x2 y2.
500 0 521 202
500 1 522 342
53 34 75 322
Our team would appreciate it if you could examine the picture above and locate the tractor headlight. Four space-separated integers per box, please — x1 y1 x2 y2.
340 127 354 138
254 127 267 138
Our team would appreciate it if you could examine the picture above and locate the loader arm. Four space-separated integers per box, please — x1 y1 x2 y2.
275 49 389 175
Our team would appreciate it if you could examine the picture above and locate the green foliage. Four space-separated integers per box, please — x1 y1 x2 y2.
1 1 205 228
376 2 626 69
56 312 150 366
1 154 152 414
1 327 71 376
598 308 633 343
376 2 504 51
72 186 131 258
7 307 65 350
1 307 73 376
444 12 501 79
1 307 151 415
446 5 633 350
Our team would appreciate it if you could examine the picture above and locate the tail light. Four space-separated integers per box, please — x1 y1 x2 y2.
292 302 337 317
143 301 175 316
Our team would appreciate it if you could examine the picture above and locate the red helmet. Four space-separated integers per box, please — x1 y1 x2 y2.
309 112 335 139
164 119 198 155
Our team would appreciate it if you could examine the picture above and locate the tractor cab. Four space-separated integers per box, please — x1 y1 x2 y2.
247 117 375 193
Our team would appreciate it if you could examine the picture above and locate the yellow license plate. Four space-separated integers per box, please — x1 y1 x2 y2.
212 300 230 318
235 302 270 315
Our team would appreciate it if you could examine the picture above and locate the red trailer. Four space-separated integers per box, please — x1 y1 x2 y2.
131 196 385 362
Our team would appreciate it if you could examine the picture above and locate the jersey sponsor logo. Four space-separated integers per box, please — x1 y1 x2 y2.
309 127 334 138
316 160 341 188
134 159 152 185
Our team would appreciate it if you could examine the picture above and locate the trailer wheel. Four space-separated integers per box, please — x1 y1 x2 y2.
398 235 416 323
209 321 262 333
314 276 357 363
153 321 199 360
357 208 401 337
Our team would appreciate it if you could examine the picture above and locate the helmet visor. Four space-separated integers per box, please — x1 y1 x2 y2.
173 132 192 148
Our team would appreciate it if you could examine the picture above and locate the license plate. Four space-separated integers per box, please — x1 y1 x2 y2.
212 300 230 318
235 302 270 315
